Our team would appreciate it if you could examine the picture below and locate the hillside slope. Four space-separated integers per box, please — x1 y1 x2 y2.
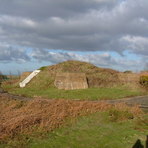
25 60 120 89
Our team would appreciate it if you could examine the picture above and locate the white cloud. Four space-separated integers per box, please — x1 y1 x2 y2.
31 49 146 71
121 35 148 54
0 15 36 28
0 0 147 55
0 0 148 71
0 43 30 62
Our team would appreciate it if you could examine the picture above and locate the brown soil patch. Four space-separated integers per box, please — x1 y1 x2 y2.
0 96 142 142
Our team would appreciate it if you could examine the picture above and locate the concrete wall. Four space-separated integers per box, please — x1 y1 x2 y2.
118 73 140 83
54 73 88 90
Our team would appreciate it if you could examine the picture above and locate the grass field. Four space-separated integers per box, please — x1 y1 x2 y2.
2 85 146 100
29 113 147 148
2 112 147 148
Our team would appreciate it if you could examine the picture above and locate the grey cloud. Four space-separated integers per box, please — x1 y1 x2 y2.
31 48 115 67
121 36 148 55
31 49 143 71
0 43 30 62
0 0 117 19
144 63 148 71
31 49 86 63
0 0 148 64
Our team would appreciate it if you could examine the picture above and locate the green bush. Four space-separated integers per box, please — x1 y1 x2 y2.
140 75 148 87
38 66 48 71
0 73 8 83
124 70 132 73
108 109 134 122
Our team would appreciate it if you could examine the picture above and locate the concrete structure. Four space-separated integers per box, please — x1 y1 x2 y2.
54 73 88 90
19 70 41 88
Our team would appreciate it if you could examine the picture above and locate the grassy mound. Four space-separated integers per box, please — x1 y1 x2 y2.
25 60 120 89
2 60 147 100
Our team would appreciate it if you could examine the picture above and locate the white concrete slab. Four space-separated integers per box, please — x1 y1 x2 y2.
19 70 41 88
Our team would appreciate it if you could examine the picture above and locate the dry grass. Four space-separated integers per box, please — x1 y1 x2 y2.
20 72 31 82
0 96 142 142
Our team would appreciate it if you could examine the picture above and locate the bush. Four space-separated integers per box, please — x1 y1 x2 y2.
0 72 8 84
108 109 134 122
124 70 132 73
38 66 47 71
140 75 148 87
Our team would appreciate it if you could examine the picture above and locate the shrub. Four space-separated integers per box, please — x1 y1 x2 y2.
0 72 8 84
140 75 148 87
38 66 47 71
108 108 134 122
124 70 133 73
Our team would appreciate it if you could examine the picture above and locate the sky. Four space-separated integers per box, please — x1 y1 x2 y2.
0 0 148 74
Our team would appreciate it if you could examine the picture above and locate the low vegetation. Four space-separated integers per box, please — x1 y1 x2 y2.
124 70 133 73
28 113 147 148
0 73 8 83
140 75 148 88
2 85 146 100
0 95 147 148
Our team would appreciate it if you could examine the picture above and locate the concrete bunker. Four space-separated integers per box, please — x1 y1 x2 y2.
54 73 88 90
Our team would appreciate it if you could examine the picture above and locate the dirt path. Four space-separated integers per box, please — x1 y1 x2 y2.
106 96 148 112
0 91 148 112
0 91 31 101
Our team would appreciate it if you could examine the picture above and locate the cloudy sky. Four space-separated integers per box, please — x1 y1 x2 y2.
0 0 148 74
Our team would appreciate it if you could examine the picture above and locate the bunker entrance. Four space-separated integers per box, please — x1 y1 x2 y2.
54 73 88 90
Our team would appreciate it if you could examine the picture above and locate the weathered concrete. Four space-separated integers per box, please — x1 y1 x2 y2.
19 70 41 88
54 73 88 90
118 73 140 84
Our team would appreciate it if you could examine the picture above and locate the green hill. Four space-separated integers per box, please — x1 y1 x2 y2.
2 60 146 100
25 60 120 89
